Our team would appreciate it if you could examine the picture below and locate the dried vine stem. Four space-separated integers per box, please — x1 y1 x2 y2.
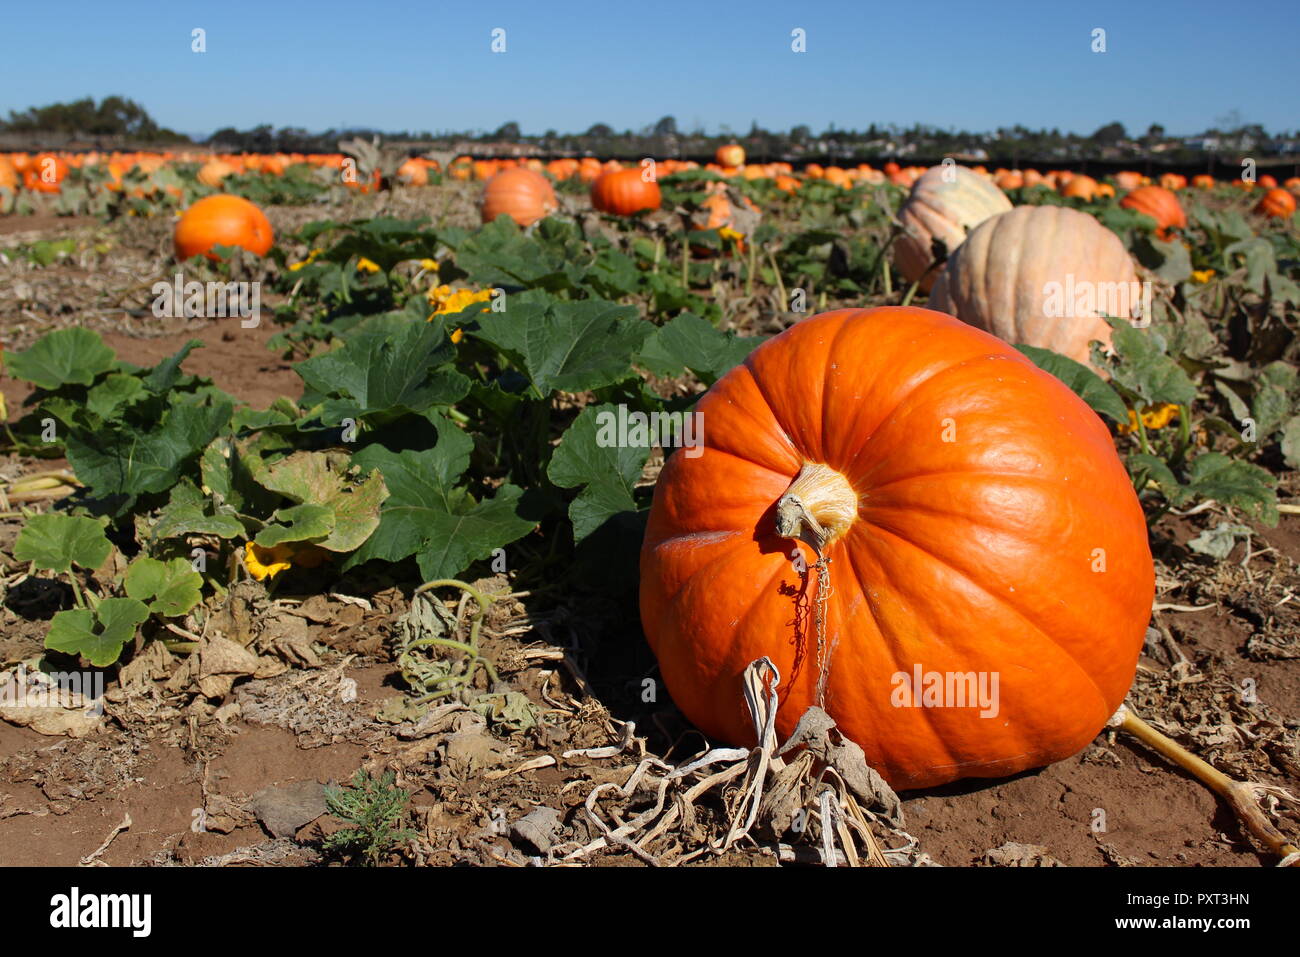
1110 705 1299 863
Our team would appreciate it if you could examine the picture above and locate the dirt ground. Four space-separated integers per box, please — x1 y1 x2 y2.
1 199 1296 867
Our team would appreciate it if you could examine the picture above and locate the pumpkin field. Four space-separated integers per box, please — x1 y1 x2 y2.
2 32 1300 879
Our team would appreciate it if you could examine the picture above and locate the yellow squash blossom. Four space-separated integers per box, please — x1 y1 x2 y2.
244 542 294 580
356 257 381 273
243 541 332 580
288 248 324 271
419 258 440 272
1118 402 1180 435
427 285 493 343
718 226 744 243
1191 269 1215 284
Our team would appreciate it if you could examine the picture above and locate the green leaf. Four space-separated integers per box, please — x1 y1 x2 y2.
1015 345 1128 422
13 513 112 574
150 482 246 542
141 340 204 393
1100 320 1197 407
65 400 234 514
123 557 203 617
1131 234 1192 283
255 503 337 547
347 418 534 579
1184 453 1278 525
255 451 388 552
548 404 652 543
45 598 150 667
4 327 115 390
636 312 766 386
294 319 469 422
1281 415 1300 470
85 373 147 420
1126 452 1184 501
471 295 651 395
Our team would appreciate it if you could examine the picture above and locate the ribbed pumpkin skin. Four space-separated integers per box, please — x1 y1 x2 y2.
895 165 1012 292
590 168 661 215
174 195 273 261
480 168 556 226
1256 187 1297 219
929 205 1140 364
1120 185 1186 238
640 307 1153 790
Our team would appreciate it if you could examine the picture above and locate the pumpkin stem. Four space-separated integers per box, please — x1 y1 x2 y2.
1110 705 1300 863
774 463 858 556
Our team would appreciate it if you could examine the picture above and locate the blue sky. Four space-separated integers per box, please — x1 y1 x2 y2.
1 0 1293 138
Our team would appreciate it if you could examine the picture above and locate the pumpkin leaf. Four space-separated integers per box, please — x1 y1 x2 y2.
64 399 235 516
1131 234 1192 284
636 312 767 386
1182 453 1278 525
470 294 651 395
1097 319 1197 408
150 480 246 542
255 451 389 552
548 404 652 543
294 319 469 424
346 416 535 580
123 556 203 618
3 327 116 390
255 503 337 548
44 598 150 667
1015 345 1128 423
1280 415 1300 470
13 513 112 575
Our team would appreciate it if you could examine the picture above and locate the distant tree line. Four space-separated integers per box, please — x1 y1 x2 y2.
4 100 1295 162
1 96 189 143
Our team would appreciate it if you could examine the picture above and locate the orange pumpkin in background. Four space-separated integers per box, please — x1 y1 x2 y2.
715 143 745 167
198 159 237 188
1158 173 1187 191
396 158 430 186
590 167 661 215
1258 174 1278 189
1120 185 1186 238
640 306 1154 790
1255 187 1297 219
1060 174 1099 200
1192 174 1216 189
174 194 274 261
1114 171 1143 190
480 167 557 227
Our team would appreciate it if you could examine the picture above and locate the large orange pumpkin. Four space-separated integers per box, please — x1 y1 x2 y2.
1255 187 1296 219
894 164 1012 293
640 306 1154 790
480 167 557 227
1119 185 1186 238
590 167 661 216
928 205 1141 364
173 194 274 261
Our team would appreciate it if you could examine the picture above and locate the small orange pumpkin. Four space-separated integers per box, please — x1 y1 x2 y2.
715 144 745 167
1255 187 1297 220
480 167 557 227
1120 185 1186 239
590 167 661 216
